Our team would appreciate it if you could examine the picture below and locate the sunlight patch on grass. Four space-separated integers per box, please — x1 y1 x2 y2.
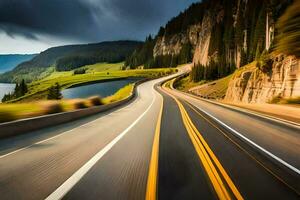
84 62 124 72
102 84 134 104
174 76 206 92
11 68 175 102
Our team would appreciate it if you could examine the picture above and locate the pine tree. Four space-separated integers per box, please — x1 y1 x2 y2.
20 79 28 95
47 83 62 100
275 0 300 58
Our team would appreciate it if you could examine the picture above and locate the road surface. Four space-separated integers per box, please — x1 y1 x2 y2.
0 72 299 200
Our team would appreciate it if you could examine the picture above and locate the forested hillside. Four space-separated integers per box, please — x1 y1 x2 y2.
0 41 142 83
0 54 36 73
125 0 292 81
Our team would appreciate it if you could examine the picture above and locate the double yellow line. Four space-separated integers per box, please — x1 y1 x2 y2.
173 95 243 200
163 79 243 200
146 81 243 200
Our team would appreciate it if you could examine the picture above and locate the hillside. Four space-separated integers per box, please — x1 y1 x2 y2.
127 0 300 103
0 54 36 73
0 41 142 83
127 0 290 70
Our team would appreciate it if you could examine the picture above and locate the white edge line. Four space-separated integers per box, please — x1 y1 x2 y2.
168 75 299 174
183 91 300 129
0 84 143 159
192 103 300 175
201 97 300 128
45 86 157 200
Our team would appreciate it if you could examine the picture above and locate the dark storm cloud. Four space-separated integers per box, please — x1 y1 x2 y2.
0 0 199 42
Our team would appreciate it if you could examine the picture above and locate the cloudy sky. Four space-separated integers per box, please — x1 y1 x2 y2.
0 0 199 54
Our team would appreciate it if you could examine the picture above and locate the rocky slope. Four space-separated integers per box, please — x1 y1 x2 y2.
153 9 213 66
225 55 300 103
129 0 299 103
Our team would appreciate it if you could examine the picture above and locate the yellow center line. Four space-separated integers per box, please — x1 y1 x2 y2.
182 103 243 200
145 95 164 200
161 85 243 200
177 98 231 200
184 99 300 196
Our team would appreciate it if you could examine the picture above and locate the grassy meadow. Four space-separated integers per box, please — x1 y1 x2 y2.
8 63 176 102
0 83 135 123
0 62 176 122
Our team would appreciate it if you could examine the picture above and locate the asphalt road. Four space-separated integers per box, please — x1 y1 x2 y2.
0 71 299 200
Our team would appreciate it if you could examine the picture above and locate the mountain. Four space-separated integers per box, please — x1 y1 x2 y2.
0 41 142 83
0 54 36 74
126 0 300 103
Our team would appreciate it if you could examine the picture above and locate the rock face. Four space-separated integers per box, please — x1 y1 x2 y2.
192 13 213 66
153 12 214 66
153 24 201 57
225 55 300 103
152 0 299 103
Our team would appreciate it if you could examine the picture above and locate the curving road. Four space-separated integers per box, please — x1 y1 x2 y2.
0 70 299 200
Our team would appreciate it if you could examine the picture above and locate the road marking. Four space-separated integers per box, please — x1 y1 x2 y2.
0 85 143 159
169 76 299 128
181 102 243 200
166 81 300 175
145 93 163 200
185 101 300 196
46 88 158 200
162 85 243 200
179 90 300 129
188 100 300 175
179 104 231 200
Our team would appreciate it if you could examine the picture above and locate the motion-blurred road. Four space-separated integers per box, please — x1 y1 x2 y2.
0 70 299 200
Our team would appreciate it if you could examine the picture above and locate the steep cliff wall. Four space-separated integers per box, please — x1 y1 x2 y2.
225 55 300 103
153 16 212 66
127 0 298 103
192 13 213 66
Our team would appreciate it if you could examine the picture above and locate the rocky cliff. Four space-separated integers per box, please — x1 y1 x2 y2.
127 0 299 103
153 8 215 67
225 55 300 103
153 24 200 58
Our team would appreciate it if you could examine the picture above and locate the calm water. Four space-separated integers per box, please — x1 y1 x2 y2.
0 83 15 101
62 78 139 99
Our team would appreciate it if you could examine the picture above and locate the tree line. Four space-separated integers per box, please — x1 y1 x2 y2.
190 61 236 82
125 0 293 84
2 79 28 102
125 36 193 69
2 80 62 102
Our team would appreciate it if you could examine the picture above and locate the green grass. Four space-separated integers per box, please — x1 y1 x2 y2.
10 66 176 102
269 96 300 104
84 62 124 72
174 76 207 92
0 63 176 122
0 83 136 123
285 97 300 104
191 75 232 99
102 84 134 104
175 74 232 99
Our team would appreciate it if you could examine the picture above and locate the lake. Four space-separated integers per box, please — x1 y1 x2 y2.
0 83 15 101
62 78 139 99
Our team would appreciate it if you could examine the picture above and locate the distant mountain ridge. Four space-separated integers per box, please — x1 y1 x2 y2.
0 54 36 74
0 40 142 83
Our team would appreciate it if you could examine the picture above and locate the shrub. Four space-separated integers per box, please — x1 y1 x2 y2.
0 111 16 123
285 97 300 104
73 100 88 109
88 96 103 106
275 1 300 58
43 102 63 114
269 95 282 104
47 83 62 100
73 68 86 75
256 51 273 73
